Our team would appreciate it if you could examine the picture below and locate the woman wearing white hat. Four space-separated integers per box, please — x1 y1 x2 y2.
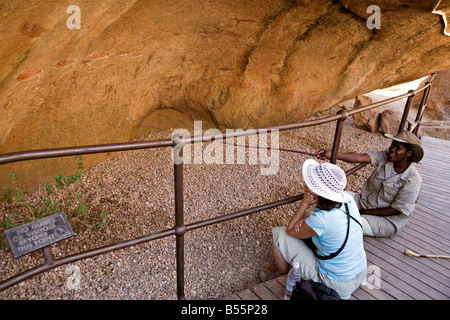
272 160 367 299
315 130 424 238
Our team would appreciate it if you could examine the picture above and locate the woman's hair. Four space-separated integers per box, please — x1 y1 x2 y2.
404 142 414 164
317 196 341 211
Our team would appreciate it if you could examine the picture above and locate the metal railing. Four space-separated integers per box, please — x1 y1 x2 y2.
0 73 435 298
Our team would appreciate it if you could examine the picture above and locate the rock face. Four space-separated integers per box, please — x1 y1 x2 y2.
349 69 449 138
414 69 450 121
1 0 449 190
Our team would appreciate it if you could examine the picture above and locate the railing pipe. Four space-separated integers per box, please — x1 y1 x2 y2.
186 194 303 232
344 163 368 176
0 140 174 165
398 90 416 133
346 91 413 117
173 136 186 300
330 110 348 164
412 75 435 135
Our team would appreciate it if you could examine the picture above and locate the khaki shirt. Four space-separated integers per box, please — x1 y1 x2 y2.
355 151 422 234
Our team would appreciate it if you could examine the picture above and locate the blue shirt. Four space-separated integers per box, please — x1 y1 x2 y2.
305 193 367 281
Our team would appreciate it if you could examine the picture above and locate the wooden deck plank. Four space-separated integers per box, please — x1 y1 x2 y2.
417 159 450 172
362 265 414 300
264 278 286 300
351 287 378 300
406 219 450 245
275 274 287 287
416 193 449 213
419 187 449 203
224 136 450 300
364 251 426 299
236 289 261 300
409 214 449 239
250 283 281 300
401 228 450 255
364 242 449 299
223 293 241 300
385 235 450 276
414 207 450 229
365 237 450 287
421 135 450 147
355 284 395 300
414 205 450 231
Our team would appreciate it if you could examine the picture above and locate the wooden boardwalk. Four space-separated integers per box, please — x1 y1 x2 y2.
224 136 450 300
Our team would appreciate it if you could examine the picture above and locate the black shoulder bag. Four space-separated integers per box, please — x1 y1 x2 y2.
290 203 363 300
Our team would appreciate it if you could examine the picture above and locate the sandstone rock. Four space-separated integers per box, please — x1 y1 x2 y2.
1 0 449 190
419 121 450 140
352 95 380 133
380 109 401 135
413 69 450 121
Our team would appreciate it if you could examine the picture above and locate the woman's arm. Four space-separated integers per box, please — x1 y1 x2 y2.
287 218 317 239
314 149 371 163
286 187 318 239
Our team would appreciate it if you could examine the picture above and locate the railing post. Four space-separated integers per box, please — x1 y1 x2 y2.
398 90 416 133
412 73 435 135
330 110 347 164
173 136 186 300
42 246 55 265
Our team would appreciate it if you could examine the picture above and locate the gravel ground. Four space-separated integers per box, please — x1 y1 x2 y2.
0 116 390 300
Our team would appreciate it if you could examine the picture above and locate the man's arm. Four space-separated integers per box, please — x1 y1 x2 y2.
315 149 371 163
360 207 401 217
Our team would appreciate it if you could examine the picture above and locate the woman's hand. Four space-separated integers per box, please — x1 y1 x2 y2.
293 219 304 233
287 185 318 239
303 185 318 207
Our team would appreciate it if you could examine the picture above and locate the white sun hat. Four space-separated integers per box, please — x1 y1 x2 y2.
302 159 350 203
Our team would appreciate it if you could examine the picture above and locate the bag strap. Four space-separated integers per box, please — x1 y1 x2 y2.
315 203 361 260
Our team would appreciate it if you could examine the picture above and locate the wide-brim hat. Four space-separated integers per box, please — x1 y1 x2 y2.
384 130 424 163
302 159 350 203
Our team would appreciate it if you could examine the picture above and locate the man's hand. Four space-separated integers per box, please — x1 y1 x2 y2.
314 149 331 160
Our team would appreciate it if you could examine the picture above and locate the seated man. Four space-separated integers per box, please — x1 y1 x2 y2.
315 130 423 238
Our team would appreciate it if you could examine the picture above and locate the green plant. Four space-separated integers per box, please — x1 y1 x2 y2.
2 213 17 229
0 213 18 246
43 183 54 195
2 188 14 202
54 156 84 189
4 172 35 219
97 207 109 228
0 155 108 247
76 199 88 224
42 199 60 215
